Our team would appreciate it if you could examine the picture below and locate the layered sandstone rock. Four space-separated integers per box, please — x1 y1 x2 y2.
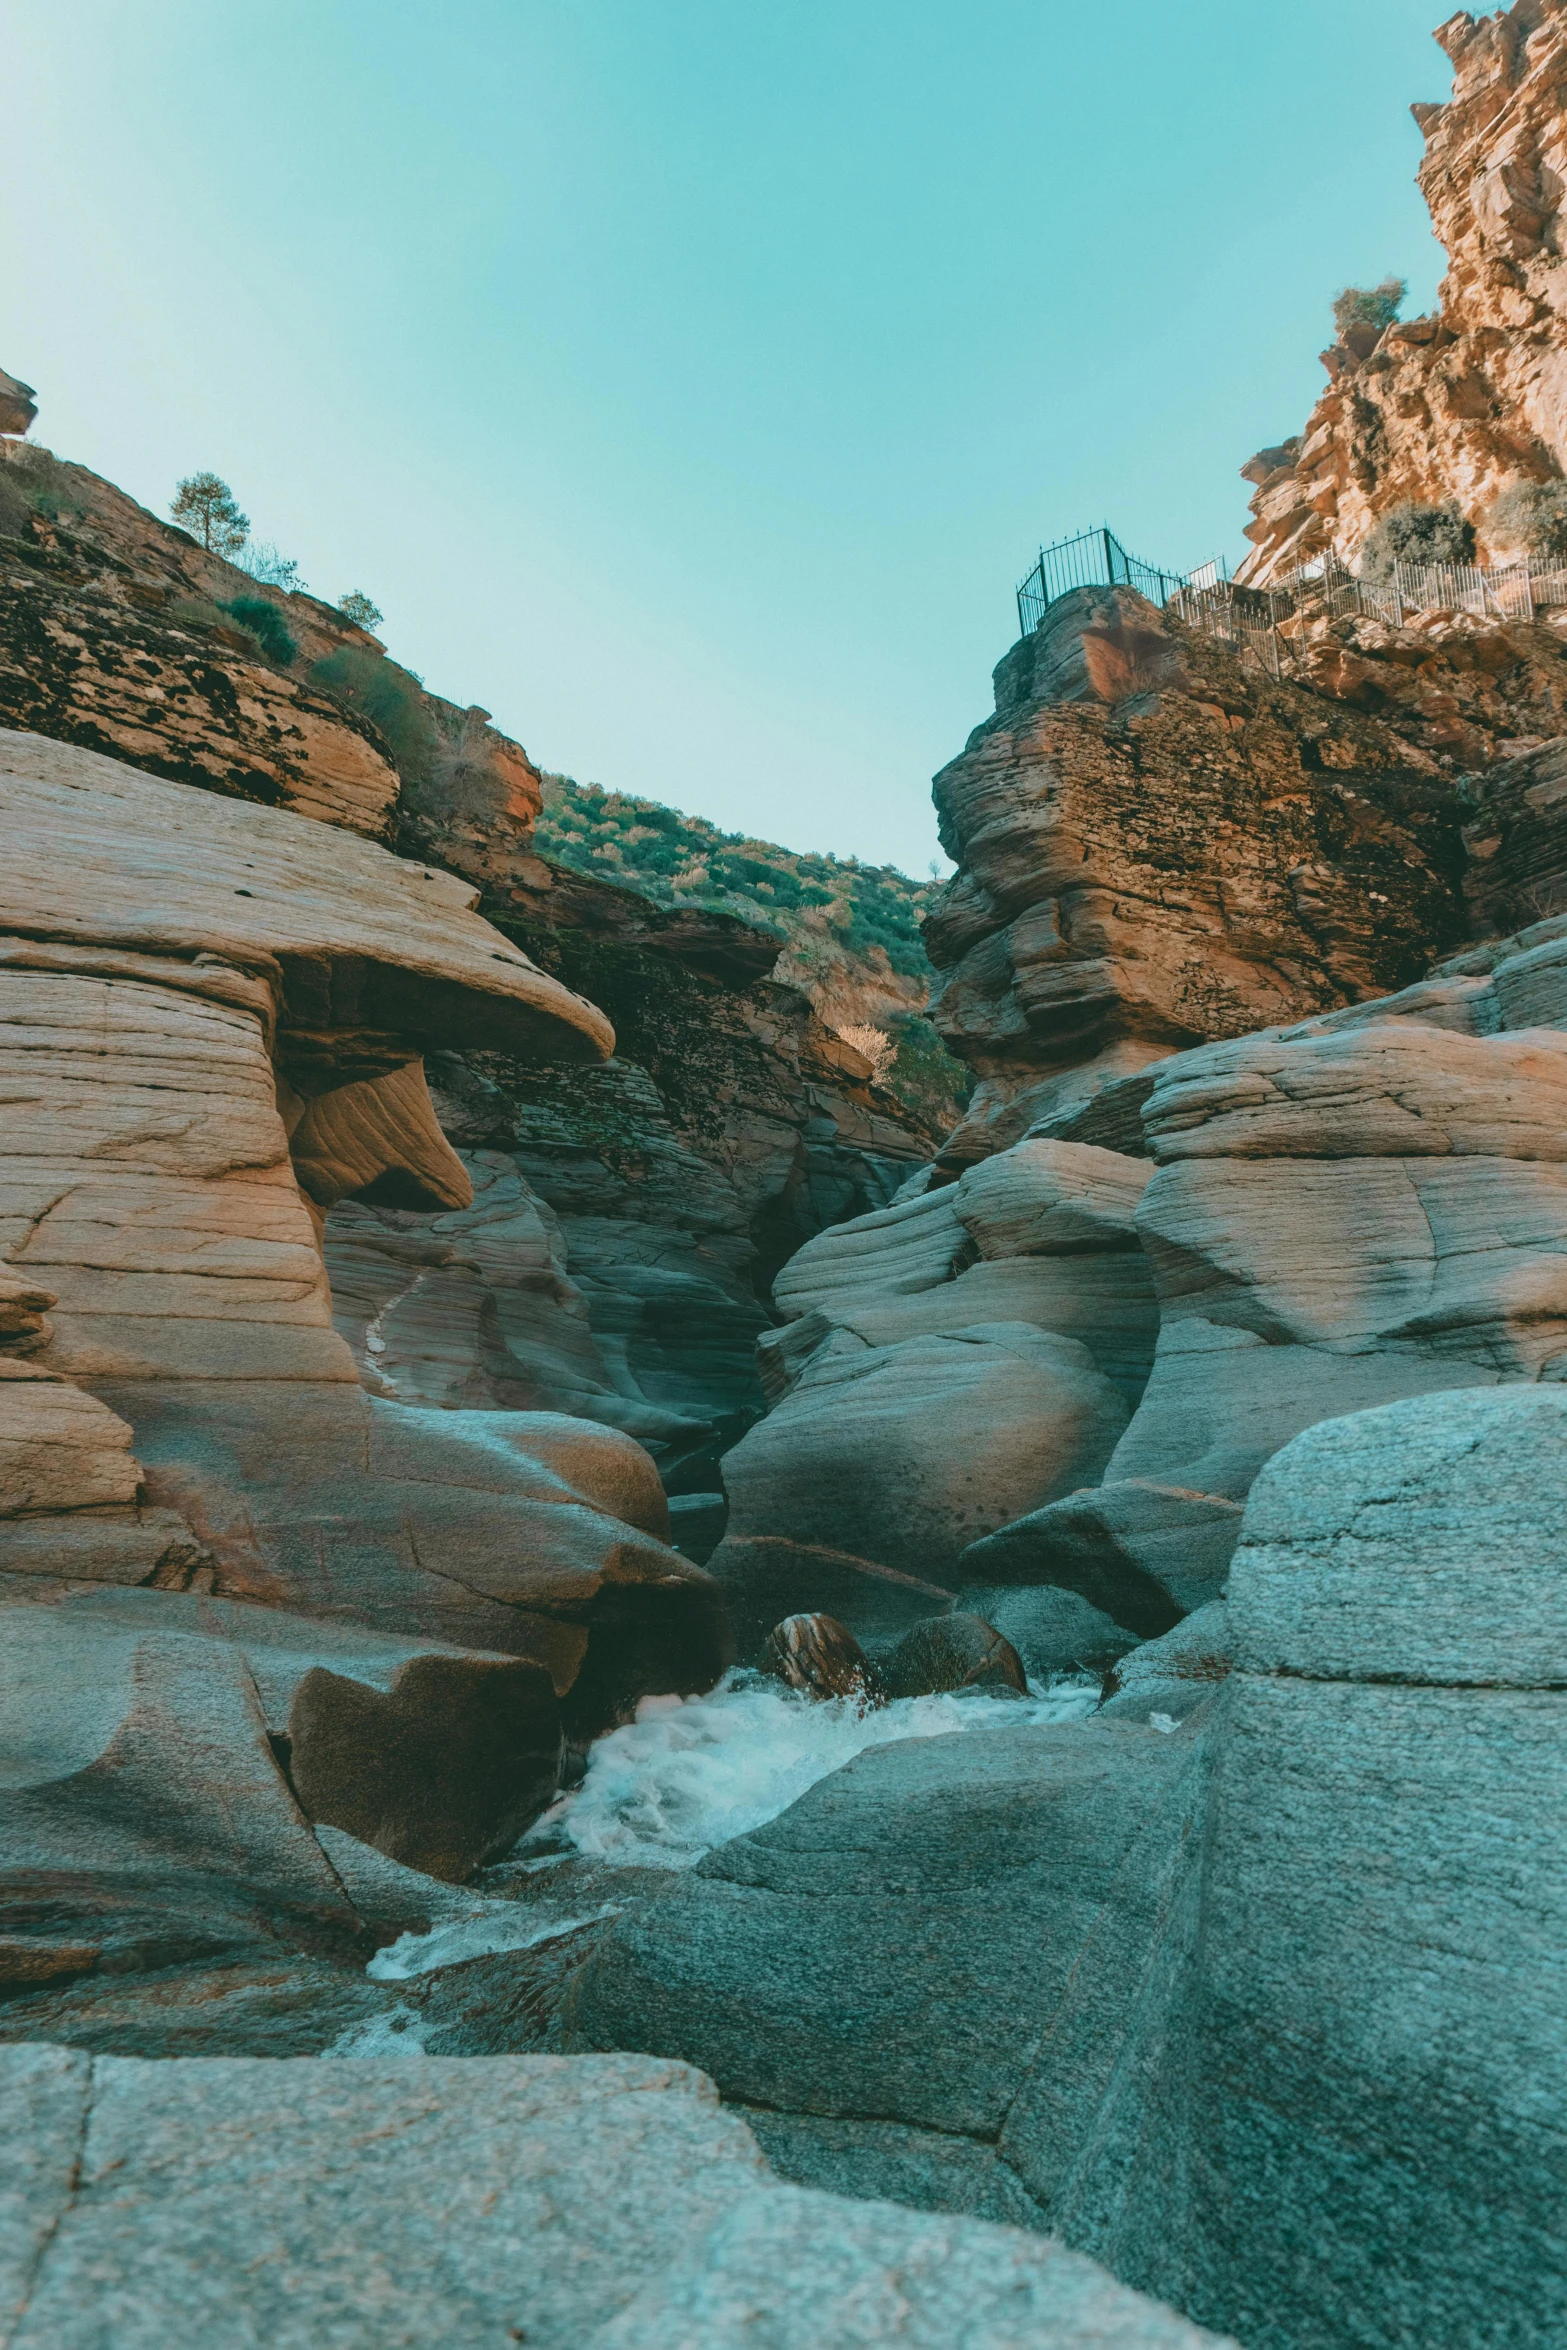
0 412 941 1476
920 586 1470 1162
705 1137 1156 1648
0 368 36 437
0 432 540 841
974 1013 1567 1636
1239 1 1567 582
318 855 940 1504
0 733 727 1697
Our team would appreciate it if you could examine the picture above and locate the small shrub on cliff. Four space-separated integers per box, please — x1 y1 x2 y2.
837 1022 897 1083
428 703 510 821
1360 500 1475 584
1486 481 1567 564
170 471 250 557
222 594 297 666
310 644 437 791
0 467 27 540
1331 277 1406 342
0 445 84 527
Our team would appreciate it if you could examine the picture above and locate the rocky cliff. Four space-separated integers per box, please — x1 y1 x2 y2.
917 583 1481 1162
1239 0 1567 582
0 403 941 1505
4 20 1567 2342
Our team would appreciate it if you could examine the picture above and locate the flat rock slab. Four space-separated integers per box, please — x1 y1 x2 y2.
0 2045 1229 2348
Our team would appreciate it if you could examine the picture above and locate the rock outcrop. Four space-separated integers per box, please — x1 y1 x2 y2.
0 2045 1224 2348
0 733 731 1943
0 412 942 1484
567 1382 1567 2350
959 973 1567 1636
920 586 1473 1163
319 851 940 1510
0 367 37 437
705 1137 1156 1647
1239 1 1567 582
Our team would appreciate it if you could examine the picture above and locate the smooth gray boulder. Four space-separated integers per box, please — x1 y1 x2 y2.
1228 1381 1567 1684
567 1706 1212 2160
959 1581 1138 1679
709 1322 1128 1652
0 2044 1229 2348
959 1480 1245 1637
1153 1386 1567 2349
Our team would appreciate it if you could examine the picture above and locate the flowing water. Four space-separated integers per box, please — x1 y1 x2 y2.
329 1667 1099 2041
519 1666 1099 1871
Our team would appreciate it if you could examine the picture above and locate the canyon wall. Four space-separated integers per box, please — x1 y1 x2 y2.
1240 0 1567 581
0 415 939 1508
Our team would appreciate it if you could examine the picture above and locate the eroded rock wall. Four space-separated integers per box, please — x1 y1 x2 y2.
1240 0 1567 581
920 587 1472 1162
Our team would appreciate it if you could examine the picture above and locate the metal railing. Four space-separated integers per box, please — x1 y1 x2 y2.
1016 525 1567 678
1016 527 1183 638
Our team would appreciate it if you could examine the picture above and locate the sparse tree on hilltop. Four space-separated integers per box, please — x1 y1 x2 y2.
170 471 249 557
337 589 384 632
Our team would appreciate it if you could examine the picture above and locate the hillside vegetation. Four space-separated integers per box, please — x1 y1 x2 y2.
533 773 967 1129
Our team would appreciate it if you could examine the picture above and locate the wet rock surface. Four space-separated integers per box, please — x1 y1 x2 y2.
757 1611 885 1704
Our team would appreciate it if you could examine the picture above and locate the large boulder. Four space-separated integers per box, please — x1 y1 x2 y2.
1149 1387 1567 2348
0 1577 581 1991
771 1139 1157 1404
0 2045 1224 2348
572 1383 1567 2349
715 1136 1156 1648
566 1703 1211 2212
988 1020 1567 1637
708 1322 1128 1651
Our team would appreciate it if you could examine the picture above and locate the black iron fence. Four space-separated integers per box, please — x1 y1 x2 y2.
1016 523 1567 679
1015 527 1186 637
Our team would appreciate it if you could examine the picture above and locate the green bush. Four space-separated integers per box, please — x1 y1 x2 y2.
310 646 437 791
337 588 384 632
1332 277 1406 341
222 594 297 666
0 468 28 539
1360 500 1475 583
1486 481 1567 564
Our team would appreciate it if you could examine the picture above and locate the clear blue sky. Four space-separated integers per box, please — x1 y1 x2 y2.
6 1 1455 875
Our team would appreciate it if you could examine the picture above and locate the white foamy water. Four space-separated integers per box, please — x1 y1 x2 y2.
520 1668 1098 1870
366 1902 619 1981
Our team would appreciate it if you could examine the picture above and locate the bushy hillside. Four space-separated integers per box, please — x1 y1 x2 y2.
533 773 967 1129
535 774 933 966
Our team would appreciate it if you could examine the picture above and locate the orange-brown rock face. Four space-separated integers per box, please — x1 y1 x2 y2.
0 369 36 437
1239 0 1567 583
921 589 1471 1161
0 438 544 844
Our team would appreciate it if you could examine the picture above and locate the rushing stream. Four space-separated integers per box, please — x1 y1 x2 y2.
339 1670 1099 2025
520 1667 1100 1870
